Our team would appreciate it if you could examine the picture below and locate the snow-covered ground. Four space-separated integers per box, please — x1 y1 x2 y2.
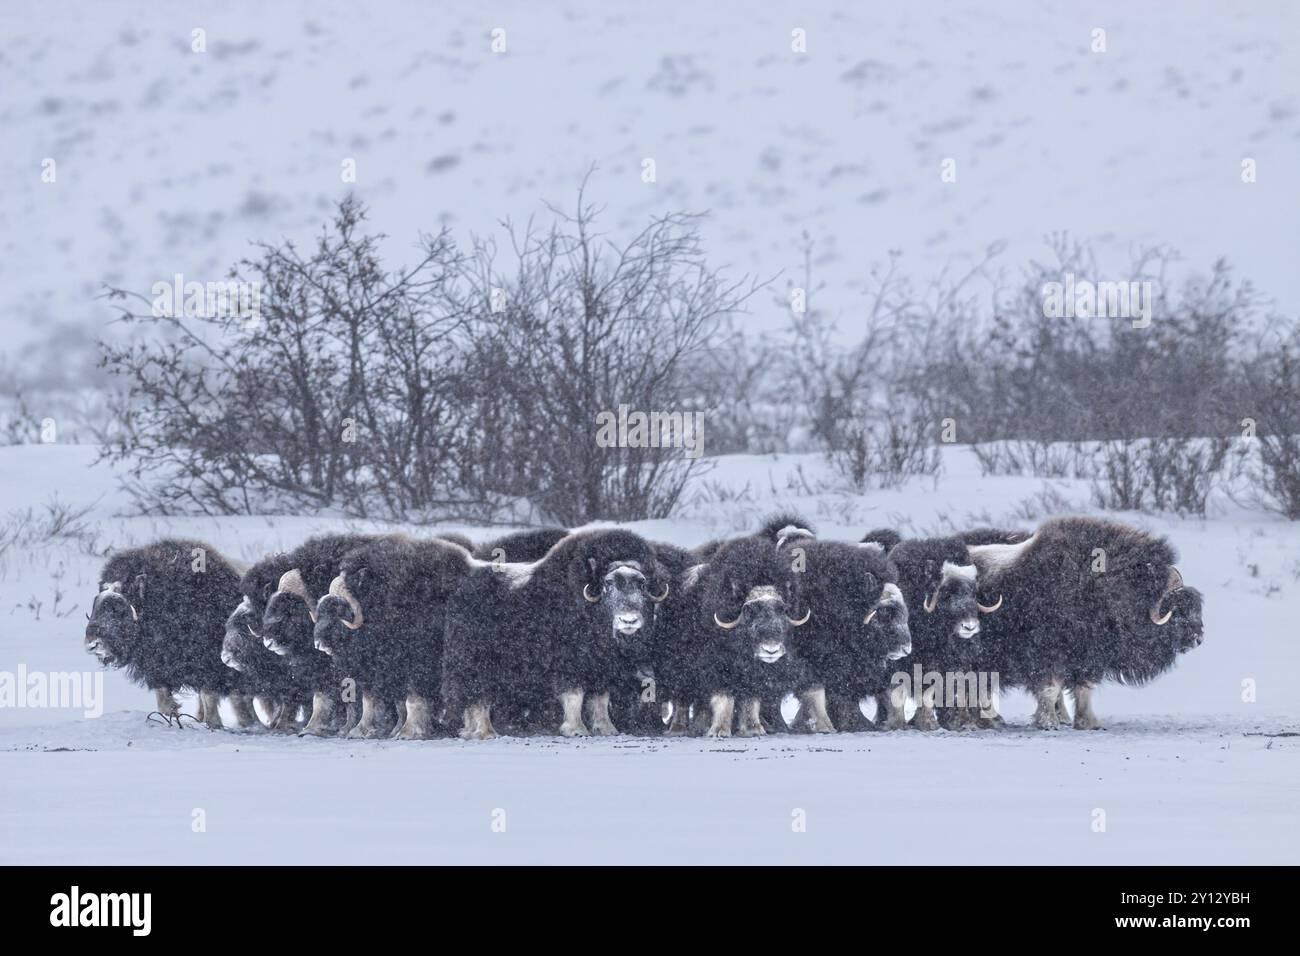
4 0 1298 388
1 444 1296 863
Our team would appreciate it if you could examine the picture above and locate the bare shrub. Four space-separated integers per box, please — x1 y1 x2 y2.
1240 339 1300 519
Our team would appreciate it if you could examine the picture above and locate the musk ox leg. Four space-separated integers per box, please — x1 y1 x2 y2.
586 692 620 736
1056 690 1073 726
873 690 909 730
1031 680 1064 730
268 696 301 733
153 686 180 721
558 689 590 737
1072 683 1104 730
704 694 734 738
736 697 766 736
689 703 713 736
830 694 870 732
340 698 361 736
459 702 498 740
800 688 836 733
395 693 436 739
230 693 263 731
300 691 337 737
911 700 939 731
976 695 1005 729
347 690 388 739
198 690 223 730
665 701 690 736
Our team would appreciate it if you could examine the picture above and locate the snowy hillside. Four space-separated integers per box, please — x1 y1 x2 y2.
4 0 1299 392
0 443 1296 864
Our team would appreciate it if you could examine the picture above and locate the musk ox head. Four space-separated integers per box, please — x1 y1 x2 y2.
221 596 262 672
787 539 911 663
260 568 318 657
851 545 911 662
312 573 364 657
84 578 144 667
567 530 667 644
1137 564 1204 654
871 535 996 642
707 537 807 665
223 554 294 671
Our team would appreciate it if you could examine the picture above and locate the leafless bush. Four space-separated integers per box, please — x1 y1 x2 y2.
0 496 105 560
1239 340 1300 519
100 197 474 519
454 182 756 524
1092 437 1229 516
831 408 941 491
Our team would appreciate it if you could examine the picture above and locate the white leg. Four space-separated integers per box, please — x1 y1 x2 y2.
559 689 590 737
347 690 385 738
1072 683 1103 730
459 702 497 740
199 689 223 729
587 691 619 736
230 692 262 730
801 687 836 733
912 699 939 731
705 693 735 737
301 691 335 736
1031 679 1063 730
665 701 690 736
396 692 435 739
736 697 766 736
153 686 179 718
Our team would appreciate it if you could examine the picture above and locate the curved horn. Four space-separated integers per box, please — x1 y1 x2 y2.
1149 566 1183 625
977 594 1003 613
923 590 938 614
714 612 741 630
650 583 670 603
328 575 364 630
583 583 601 603
130 604 139 621
277 568 318 623
863 608 877 626
788 607 811 626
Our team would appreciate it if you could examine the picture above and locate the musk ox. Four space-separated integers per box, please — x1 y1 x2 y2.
860 529 1005 730
663 535 810 737
85 539 256 729
313 535 477 738
966 516 1204 730
442 529 669 739
222 551 311 732
779 538 910 733
262 533 387 736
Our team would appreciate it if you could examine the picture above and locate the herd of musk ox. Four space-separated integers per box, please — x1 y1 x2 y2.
82 514 1204 739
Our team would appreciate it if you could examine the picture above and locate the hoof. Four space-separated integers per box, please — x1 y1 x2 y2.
559 722 590 738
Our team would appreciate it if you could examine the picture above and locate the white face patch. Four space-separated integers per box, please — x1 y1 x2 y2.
968 536 1036 575
608 563 645 583
744 585 782 605
236 595 252 612
858 541 885 556
940 561 977 585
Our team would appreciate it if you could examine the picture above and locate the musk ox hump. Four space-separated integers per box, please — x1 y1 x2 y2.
967 534 1037 576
